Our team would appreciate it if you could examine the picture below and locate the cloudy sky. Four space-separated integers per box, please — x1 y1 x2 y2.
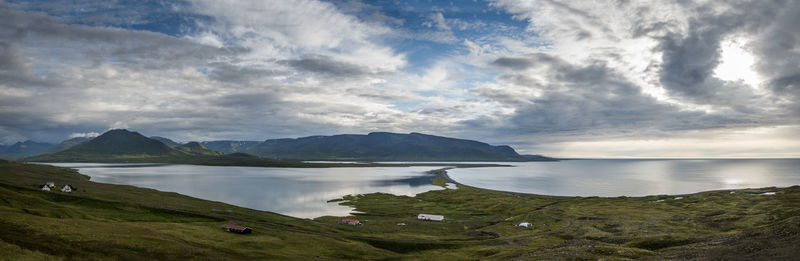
1 0 798 158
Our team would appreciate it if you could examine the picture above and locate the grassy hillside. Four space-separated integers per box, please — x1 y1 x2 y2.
1 161 798 260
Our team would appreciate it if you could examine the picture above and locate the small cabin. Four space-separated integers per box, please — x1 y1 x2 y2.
338 218 361 226
517 222 532 228
417 214 445 222
61 184 74 193
222 224 252 234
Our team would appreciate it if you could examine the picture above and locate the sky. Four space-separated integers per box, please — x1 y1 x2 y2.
0 0 798 158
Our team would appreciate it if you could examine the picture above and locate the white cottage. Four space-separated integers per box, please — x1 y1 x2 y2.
417 214 445 222
61 184 73 193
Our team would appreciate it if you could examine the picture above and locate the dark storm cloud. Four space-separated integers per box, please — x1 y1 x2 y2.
749 1 800 114
487 53 756 136
491 57 536 70
281 55 369 77
655 0 798 112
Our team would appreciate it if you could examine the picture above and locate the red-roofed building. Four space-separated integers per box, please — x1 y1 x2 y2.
337 218 361 225
222 224 252 234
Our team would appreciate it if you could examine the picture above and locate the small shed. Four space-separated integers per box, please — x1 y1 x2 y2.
338 218 362 226
517 222 532 228
418 214 445 222
222 224 252 234
40 184 51 191
61 184 74 193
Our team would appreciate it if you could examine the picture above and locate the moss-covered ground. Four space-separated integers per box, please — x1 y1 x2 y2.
1 160 798 260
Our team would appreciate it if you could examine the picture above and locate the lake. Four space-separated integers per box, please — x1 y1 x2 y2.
448 159 800 197
45 159 799 218
46 163 447 218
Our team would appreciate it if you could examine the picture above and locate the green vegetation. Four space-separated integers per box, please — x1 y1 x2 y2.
1 160 798 260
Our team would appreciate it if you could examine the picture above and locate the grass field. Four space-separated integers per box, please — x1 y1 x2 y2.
1 160 798 260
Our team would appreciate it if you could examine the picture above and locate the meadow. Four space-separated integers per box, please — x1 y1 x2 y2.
1 160 797 260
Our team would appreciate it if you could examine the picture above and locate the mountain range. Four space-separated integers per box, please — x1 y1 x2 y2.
21 129 554 162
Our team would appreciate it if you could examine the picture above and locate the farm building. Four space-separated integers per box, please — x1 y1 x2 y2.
417 214 445 222
517 222 532 228
40 184 51 191
61 184 74 193
222 224 252 234
338 218 361 225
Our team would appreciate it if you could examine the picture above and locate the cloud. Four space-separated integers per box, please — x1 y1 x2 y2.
69 132 100 139
0 0 797 157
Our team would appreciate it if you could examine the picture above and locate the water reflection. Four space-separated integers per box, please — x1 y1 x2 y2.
46 163 443 218
448 159 800 197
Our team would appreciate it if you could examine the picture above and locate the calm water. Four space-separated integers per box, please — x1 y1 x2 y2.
448 159 800 197
45 159 799 218
46 163 445 218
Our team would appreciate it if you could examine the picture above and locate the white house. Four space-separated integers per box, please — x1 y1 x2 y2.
61 184 73 193
517 222 532 228
417 214 445 222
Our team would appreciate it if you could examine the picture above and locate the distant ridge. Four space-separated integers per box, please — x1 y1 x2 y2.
45 137 92 154
176 142 221 156
26 129 554 163
201 140 260 154
0 140 55 159
150 136 181 148
244 132 550 162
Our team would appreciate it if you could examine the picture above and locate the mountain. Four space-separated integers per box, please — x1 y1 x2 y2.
175 142 221 156
0 140 56 158
150 136 181 148
244 132 546 161
201 141 261 154
29 129 182 161
522 154 558 161
44 137 92 154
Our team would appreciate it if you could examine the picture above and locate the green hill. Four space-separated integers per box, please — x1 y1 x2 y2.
245 132 548 162
28 129 184 161
175 142 222 156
